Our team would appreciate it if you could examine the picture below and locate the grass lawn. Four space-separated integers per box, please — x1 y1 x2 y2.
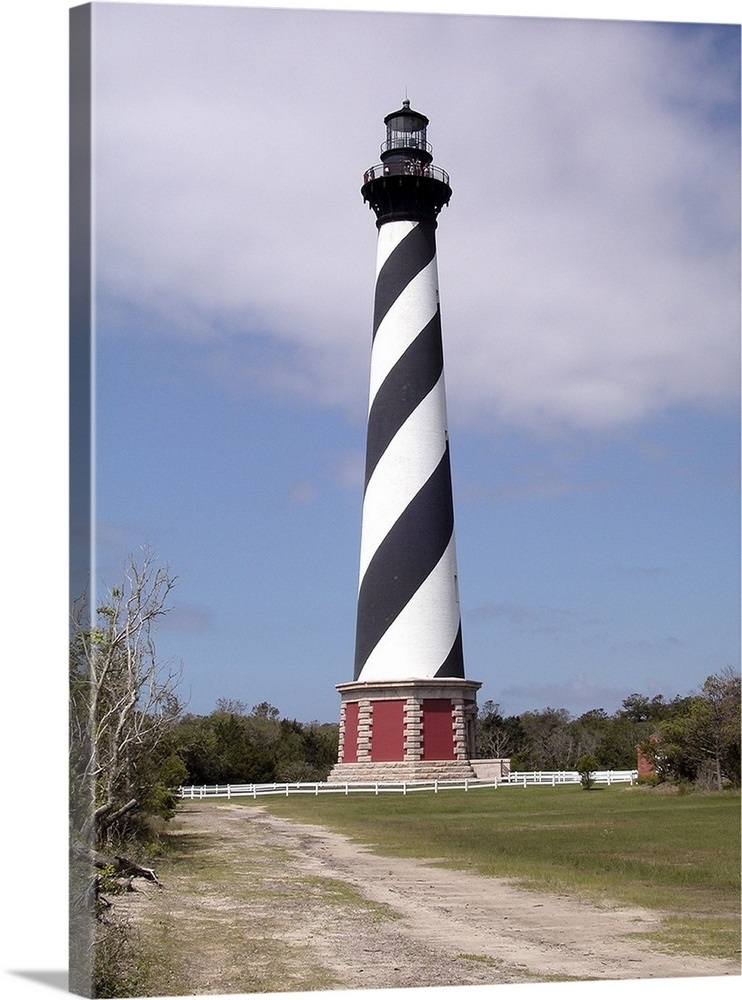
235 784 740 960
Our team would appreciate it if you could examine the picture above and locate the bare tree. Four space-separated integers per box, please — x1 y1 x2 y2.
690 668 741 790
70 549 182 846
214 697 249 716
519 707 577 770
477 701 514 759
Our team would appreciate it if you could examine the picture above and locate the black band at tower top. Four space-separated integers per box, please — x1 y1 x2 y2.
361 169 452 227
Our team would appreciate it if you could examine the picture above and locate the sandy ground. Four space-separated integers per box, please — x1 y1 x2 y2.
122 802 739 995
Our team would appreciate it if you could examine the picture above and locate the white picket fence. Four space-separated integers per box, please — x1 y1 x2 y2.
177 769 637 800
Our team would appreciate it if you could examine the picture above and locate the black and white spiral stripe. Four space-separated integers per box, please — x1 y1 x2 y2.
354 219 464 682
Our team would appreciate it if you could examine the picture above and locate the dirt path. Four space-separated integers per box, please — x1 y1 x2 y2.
124 802 738 995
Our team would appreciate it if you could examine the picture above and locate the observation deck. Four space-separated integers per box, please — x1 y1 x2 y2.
363 161 450 186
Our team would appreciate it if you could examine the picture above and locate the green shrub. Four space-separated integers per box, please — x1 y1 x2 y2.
94 912 149 998
576 753 599 790
637 773 659 787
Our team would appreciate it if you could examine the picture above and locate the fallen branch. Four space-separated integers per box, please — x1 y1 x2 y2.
70 840 164 908
113 856 163 887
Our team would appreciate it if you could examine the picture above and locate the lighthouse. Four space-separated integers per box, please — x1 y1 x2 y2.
329 101 481 782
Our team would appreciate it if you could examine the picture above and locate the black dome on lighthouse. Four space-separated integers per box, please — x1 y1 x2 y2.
383 98 429 128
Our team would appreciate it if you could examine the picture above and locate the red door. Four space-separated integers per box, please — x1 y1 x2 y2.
422 699 455 760
370 700 405 761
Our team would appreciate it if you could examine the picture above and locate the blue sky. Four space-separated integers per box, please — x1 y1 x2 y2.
86 2 740 724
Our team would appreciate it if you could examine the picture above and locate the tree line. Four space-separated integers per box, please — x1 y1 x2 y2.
172 699 339 786
476 668 740 791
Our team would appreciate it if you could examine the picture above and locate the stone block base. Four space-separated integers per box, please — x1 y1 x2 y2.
327 759 477 783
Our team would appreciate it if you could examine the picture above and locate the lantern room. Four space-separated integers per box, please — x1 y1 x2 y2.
380 99 433 166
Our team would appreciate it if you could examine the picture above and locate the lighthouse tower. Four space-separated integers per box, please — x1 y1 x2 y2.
329 101 481 782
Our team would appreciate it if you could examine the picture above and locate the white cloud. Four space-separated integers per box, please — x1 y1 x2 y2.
333 451 365 492
499 673 638 715
93 7 740 435
469 601 608 639
289 482 319 504
162 603 215 633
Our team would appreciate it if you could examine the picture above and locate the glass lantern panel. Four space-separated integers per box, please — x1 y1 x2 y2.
387 113 426 138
